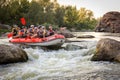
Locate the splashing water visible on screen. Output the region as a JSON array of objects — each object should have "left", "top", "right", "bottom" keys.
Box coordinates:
[{"left": 0, "top": 32, "right": 119, "bottom": 80}]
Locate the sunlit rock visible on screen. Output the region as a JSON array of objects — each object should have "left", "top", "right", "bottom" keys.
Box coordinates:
[
  {"left": 91, "top": 38, "right": 120, "bottom": 62},
  {"left": 0, "top": 44, "right": 28, "bottom": 64},
  {"left": 95, "top": 11, "right": 120, "bottom": 33},
  {"left": 77, "top": 35, "right": 95, "bottom": 38}
]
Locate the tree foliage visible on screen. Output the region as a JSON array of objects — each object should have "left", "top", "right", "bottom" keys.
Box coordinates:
[
  {"left": 0, "top": 0, "right": 98, "bottom": 31},
  {"left": 64, "top": 6, "right": 79, "bottom": 29}
]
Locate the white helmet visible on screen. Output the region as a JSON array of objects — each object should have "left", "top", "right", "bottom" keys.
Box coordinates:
[{"left": 30, "top": 25, "right": 34, "bottom": 28}]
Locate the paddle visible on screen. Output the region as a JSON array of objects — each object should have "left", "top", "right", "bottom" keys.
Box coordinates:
[
  {"left": 20, "top": 17, "right": 26, "bottom": 26},
  {"left": 7, "top": 18, "right": 26, "bottom": 39}
]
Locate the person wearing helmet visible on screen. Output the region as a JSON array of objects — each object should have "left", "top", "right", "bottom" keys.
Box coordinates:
[
  {"left": 42, "top": 26, "right": 47, "bottom": 38},
  {"left": 12, "top": 25, "right": 19, "bottom": 36},
  {"left": 48, "top": 25, "right": 55, "bottom": 36},
  {"left": 37, "top": 25, "right": 43, "bottom": 38}
]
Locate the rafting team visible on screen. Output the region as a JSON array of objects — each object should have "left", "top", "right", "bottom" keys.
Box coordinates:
[{"left": 12, "top": 25, "right": 55, "bottom": 39}]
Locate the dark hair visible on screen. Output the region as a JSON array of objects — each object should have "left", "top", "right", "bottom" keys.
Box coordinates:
[{"left": 38, "top": 25, "right": 42, "bottom": 29}]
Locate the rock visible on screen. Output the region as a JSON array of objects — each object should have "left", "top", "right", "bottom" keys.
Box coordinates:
[
  {"left": 95, "top": 11, "right": 120, "bottom": 33},
  {"left": 77, "top": 35, "right": 95, "bottom": 38},
  {"left": 0, "top": 44, "right": 28, "bottom": 64},
  {"left": 1, "top": 32, "right": 10, "bottom": 37},
  {"left": 0, "top": 24, "right": 11, "bottom": 30},
  {"left": 57, "top": 29, "right": 75, "bottom": 38},
  {"left": 64, "top": 44, "right": 87, "bottom": 51},
  {"left": 91, "top": 38, "right": 120, "bottom": 62}
]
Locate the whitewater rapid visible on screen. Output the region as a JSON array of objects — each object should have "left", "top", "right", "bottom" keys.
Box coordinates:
[{"left": 0, "top": 32, "right": 120, "bottom": 80}]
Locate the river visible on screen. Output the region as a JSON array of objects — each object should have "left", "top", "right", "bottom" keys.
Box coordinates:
[{"left": 0, "top": 32, "right": 120, "bottom": 80}]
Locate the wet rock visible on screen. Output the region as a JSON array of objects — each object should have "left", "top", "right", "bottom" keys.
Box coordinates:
[
  {"left": 95, "top": 11, "right": 120, "bottom": 33},
  {"left": 64, "top": 44, "right": 87, "bottom": 51},
  {"left": 1, "top": 32, "right": 10, "bottom": 37},
  {"left": 0, "top": 24, "right": 11, "bottom": 30},
  {"left": 0, "top": 44, "right": 28, "bottom": 64},
  {"left": 77, "top": 35, "right": 95, "bottom": 38},
  {"left": 91, "top": 38, "right": 120, "bottom": 62},
  {"left": 57, "top": 29, "right": 75, "bottom": 38}
]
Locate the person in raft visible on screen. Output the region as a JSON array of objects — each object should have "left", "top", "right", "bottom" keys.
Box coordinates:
[
  {"left": 48, "top": 25, "right": 55, "bottom": 36},
  {"left": 12, "top": 25, "right": 19, "bottom": 36},
  {"left": 42, "top": 26, "right": 47, "bottom": 38},
  {"left": 11, "top": 25, "right": 55, "bottom": 38},
  {"left": 37, "top": 25, "right": 44, "bottom": 38},
  {"left": 12, "top": 25, "right": 27, "bottom": 38},
  {"left": 21, "top": 26, "right": 28, "bottom": 38},
  {"left": 12, "top": 26, "right": 22, "bottom": 39}
]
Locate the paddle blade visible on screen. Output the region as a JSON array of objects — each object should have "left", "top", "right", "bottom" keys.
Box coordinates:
[{"left": 20, "top": 17, "right": 26, "bottom": 25}]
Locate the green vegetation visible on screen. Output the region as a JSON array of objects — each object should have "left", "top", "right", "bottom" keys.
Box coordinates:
[{"left": 0, "top": 0, "right": 98, "bottom": 31}]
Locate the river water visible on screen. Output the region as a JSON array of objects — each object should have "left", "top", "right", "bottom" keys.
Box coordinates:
[{"left": 0, "top": 32, "right": 120, "bottom": 80}]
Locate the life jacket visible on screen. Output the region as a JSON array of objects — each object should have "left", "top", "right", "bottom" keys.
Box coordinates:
[
  {"left": 19, "top": 30, "right": 23, "bottom": 36},
  {"left": 49, "top": 29, "right": 54, "bottom": 35},
  {"left": 43, "top": 29, "right": 48, "bottom": 37},
  {"left": 37, "top": 30, "right": 43, "bottom": 38},
  {"left": 29, "top": 28, "right": 34, "bottom": 34},
  {"left": 21, "top": 29, "right": 27, "bottom": 38}
]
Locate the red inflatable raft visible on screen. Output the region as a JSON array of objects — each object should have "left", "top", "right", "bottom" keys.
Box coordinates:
[{"left": 8, "top": 33, "right": 65, "bottom": 47}]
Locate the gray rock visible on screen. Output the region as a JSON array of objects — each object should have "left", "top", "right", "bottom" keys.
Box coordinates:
[
  {"left": 1, "top": 32, "right": 10, "bottom": 37},
  {"left": 0, "top": 24, "right": 11, "bottom": 30},
  {"left": 57, "top": 29, "right": 75, "bottom": 38},
  {"left": 64, "top": 44, "right": 87, "bottom": 51},
  {"left": 91, "top": 38, "right": 120, "bottom": 62},
  {"left": 0, "top": 44, "right": 28, "bottom": 64},
  {"left": 77, "top": 35, "right": 95, "bottom": 38}
]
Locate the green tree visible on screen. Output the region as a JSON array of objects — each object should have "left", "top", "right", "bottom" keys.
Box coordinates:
[
  {"left": 64, "top": 6, "right": 79, "bottom": 29},
  {"left": 26, "top": 1, "right": 42, "bottom": 25},
  {"left": 0, "top": 0, "right": 98, "bottom": 31},
  {"left": 54, "top": 6, "right": 65, "bottom": 27},
  {"left": 0, "top": 0, "right": 30, "bottom": 25},
  {"left": 0, "top": 5, "right": 10, "bottom": 24},
  {"left": 0, "top": 0, "right": 11, "bottom": 7},
  {"left": 77, "top": 8, "right": 97, "bottom": 30}
]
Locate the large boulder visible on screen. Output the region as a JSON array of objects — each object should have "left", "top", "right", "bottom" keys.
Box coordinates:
[
  {"left": 0, "top": 44, "right": 28, "bottom": 64},
  {"left": 91, "top": 38, "right": 120, "bottom": 62},
  {"left": 95, "top": 11, "right": 120, "bottom": 33}
]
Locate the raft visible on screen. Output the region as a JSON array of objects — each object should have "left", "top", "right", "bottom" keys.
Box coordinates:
[{"left": 8, "top": 34, "right": 65, "bottom": 47}]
